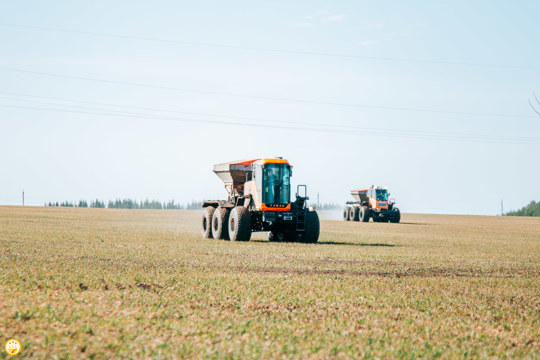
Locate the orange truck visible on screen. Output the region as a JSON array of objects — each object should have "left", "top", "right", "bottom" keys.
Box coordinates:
[
  {"left": 201, "top": 157, "right": 320, "bottom": 242},
  {"left": 344, "top": 186, "right": 400, "bottom": 223}
]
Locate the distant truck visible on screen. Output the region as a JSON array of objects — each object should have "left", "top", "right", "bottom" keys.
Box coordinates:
[
  {"left": 201, "top": 158, "right": 320, "bottom": 243},
  {"left": 344, "top": 186, "right": 400, "bottom": 223}
]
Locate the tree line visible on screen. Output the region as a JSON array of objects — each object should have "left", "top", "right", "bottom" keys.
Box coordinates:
[
  {"left": 44, "top": 199, "right": 343, "bottom": 210},
  {"left": 45, "top": 199, "right": 202, "bottom": 210},
  {"left": 505, "top": 200, "right": 540, "bottom": 217},
  {"left": 315, "top": 202, "right": 342, "bottom": 210}
]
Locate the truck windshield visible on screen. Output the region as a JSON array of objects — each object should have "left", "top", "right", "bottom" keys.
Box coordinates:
[
  {"left": 376, "top": 190, "right": 388, "bottom": 201},
  {"left": 262, "top": 164, "right": 291, "bottom": 204}
]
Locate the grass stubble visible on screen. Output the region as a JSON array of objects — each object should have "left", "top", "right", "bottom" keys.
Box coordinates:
[{"left": 0, "top": 207, "right": 539, "bottom": 359}]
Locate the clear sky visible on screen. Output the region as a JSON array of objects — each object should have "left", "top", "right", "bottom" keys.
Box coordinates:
[{"left": 1, "top": 0, "right": 539, "bottom": 214}]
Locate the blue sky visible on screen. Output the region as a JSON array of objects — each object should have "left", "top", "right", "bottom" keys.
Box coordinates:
[{"left": 1, "top": 1, "right": 539, "bottom": 214}]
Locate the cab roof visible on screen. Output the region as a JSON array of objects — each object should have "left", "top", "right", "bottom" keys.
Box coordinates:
[
  {"left": 213, "top": 158, "right": 291, "bottom": 185},
  {"left": 214, "top": 158, "right": 290, "bottom": 167}
]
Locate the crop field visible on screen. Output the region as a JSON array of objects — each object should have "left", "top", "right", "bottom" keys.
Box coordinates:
[{"left": 0, "top": 206, "right": 539, "bottom": 359}]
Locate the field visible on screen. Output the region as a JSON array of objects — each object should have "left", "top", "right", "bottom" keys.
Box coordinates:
[{"left": 0, "top": 206, "right": 539, "bottom": 359}]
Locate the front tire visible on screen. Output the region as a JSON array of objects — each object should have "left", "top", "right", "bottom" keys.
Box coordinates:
[
  {"left": 300, "top": 210, "right": 320, "bottom": 243},
  {"left": 201, "top": 206, "right": 215, "bottom": 238},
  {"left": 228, "top": 206, "right": 252, "bottom": 241},
  {"left": 390, "top": 208, "right": 401, "bottom": 223}
]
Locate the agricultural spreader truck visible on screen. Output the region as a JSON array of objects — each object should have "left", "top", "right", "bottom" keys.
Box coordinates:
[
  {"left": 201, "top": 158, "right": 320, "bottom": 242},
  {"left": 344, "top": 186, "right": 400, "bottom": 223}
]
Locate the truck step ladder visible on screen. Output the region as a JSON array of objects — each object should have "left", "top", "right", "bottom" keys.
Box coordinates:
[{"left": 296, "top": 211, "right": 306, "bottom": 231}]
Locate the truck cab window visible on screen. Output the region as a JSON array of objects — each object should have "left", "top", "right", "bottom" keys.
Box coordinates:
[{"left": 262, "top": 164, "right": 290, "bottom": 204}]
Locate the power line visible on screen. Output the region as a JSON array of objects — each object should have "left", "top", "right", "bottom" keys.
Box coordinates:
[
  {"left": 529, "top": 93, "right": 540, "bottom": 116},
  {"left": 0, "top": 66, "right": 536, "bottom": 119},
  {"left": 1, "top": 22, "right": 538, "bottom": 70},
  {"left": 2, "top": 91, "right": 512, "bottom": 137},
  {"left": 2, "top": 102, "right": 539, "bottom": 144},
  {"left": 0, "top": 92, "right": 325, "bottom": 128},
  {"left": 1, "top": 91, "right": 536, "bottom": 142}
]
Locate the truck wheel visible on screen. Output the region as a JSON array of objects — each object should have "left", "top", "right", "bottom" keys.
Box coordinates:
[
  {"left": 212, "top": 206, "right": 230, "bottom": 240},
  {"left": 343, "top": 208, "right": 350, "bottom": 221},
  {"left": 228, "top": 206, "right": 252, "bottom": 241},
  {"left": 390, "top": 208, "right": 401, "bottom": 223},
  {"left": 360, "top": 206, "right": 370, "bottom": 222},
  {"left": 300, "top": 210, "right": 320, "bottom": 243},
  {"left": 201, "top": 206, "right": 215, "bottom": 238},
  {"left": 350, "top": 206, "right": 359, "bottom": 221}
]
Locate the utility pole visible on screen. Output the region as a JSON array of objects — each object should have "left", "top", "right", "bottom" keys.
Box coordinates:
[
  {"left": 501, "top": 199, "right": 503, "bottom": 216},
  {"left": 22, "top": 190, "right": 24, "bottom": 206},
  {"left": 317, "top": 192, "right": 320, "bottom": 209}
]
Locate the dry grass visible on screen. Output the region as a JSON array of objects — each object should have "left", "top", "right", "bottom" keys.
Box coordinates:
[{"left": 0, "top": 206, "right": 539, "bottom": 359}]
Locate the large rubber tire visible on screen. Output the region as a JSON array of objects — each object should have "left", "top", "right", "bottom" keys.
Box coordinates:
[
  {"left": 350, "top": 206, "right": 359, "bottom": 221},
  {"left": 212, "top": 207, "right": 230, "bottom": 240},
  {"left": 201, "top": 206, "right": 215, "bottom": 238},
  {"left": 228, "top": 206, "right": 252, "bottom": 241},
  {"left": 390, "top": 208, "right": 401, "bottom": 223},
  {"left": 343, "top": 208, "right": 350, "bottom": 221},
  {"left": 300, "top": 210, "right": 320, "bottom": 243},
  {"left": 360, "top": 206, "right": 370, "bottom": 222}
]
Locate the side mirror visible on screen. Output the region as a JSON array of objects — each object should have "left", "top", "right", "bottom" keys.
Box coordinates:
[{"left": 296, "top": 184, "right": 307, "bottom": 198}]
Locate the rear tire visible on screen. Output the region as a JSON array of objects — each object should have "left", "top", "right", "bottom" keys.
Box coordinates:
[
  {"left": 201, "top": 206, "right": 215, "bottom": 238},
  {"left": 360, "top": 206, "right": 370, "bottom": 222},
  {"left": 212, "top": 206, "right": 230, "bottom": 240},
  {"left": 350, "top": 206, "right": 359, "bottom": 221},
  {"left": 300, "top": 210, "right": 320, "bottom": 243},
  {"left": 228, "top": 206, "right": 252, "bottom": 241},
  {"left": 343, "top": 208, "right": 350, "bottom": 221}
]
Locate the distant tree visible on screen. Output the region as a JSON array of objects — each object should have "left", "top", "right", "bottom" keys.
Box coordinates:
[
  {"left": 317, "top": 202, "right": 342, "bottom": 210},
  {"left": 186, "top": 200, "right": 203, "bottom": 209},
  {"left": 46, "top": 198, "right": 189, "bottom": 210},
  {"left": 90, "top": 199, "right": 105, "bottom": 208},
  {"left": 505, "top": 200, "right": 540, "bottom": 217},
  {"left": 165, "top": 200, "right": 183, "bottom": 209}
]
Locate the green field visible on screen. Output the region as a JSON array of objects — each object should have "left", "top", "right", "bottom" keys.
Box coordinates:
[{"left": 1, "top": 206, "right": 539, "bottom": 359}]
